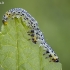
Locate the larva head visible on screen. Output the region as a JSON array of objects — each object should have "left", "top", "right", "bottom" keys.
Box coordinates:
[
  {"left": 2, "top": 11, "right": 11, "bottom": 23},
  {"left": 5, "top": 11, "right": 11, "bottom": 18}
]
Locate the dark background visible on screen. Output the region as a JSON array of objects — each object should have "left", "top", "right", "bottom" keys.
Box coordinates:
[{"left": 0, "top": 0, "right": 70, "bottom": 70}]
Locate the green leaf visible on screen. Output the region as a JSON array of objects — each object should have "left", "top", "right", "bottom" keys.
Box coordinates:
[{"left": 0, "top": 17, "right": 62, "bottom": 70}]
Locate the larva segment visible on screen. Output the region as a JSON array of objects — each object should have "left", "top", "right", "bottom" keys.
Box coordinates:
[
  {"left": 42, "top": 43, "right": 59, "bottom": 62},
  {"left": 27, "top": 29, "right": 38, "bottom": 44}
]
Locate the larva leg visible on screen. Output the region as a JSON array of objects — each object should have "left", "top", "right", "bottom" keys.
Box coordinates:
[
  {"left": 43, "top": 50, "right": 49, "bottom": 55},
  {"left": 27, "top": 30, "right": 34, "bottom": 37},
  {"left": 28, "top": 37, "right": 37, "bottom": 44},
  {"left": 27, "top": 29, "right": 38, "bottom": 44},
  {"left": 32, "top": 37, "right": 37, "bottom": 44},
  {"left": 27, "top": 30, "right": 34, "bottom": 34},
  {"left": 27, "top": 33, "right": 37, "bottom": 44}
]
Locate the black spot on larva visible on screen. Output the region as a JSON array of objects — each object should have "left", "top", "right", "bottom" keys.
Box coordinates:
[
  {"left": 36, "top": 28, "right": 39, "bottom": 30},
  {"left": 13, "top": 12, "right": 15, "bottom": 14},
  {"left": 22, "top": 10, "right": 24, "bottom": 13},
  {"left": 32, "top": 28, "right": 34, "bottom": 29},
  {"left": 46, "top": 50, "right": 49, "bottom": 53},
  {"left": 30, "top": 21, "right": 33, "bottom": 24},
  {"left": 31, "top": 30, "right": 34, "bottom": 33},
  {"left": 26, "top": 17, "right": 28, "bottom": 20},
  {"left": 3, "top": 15, "right": 5, "bottom": 17},
  {"left": 54, "top": 54, "right": 56, "bottom": 56},
  {"left": 47, "top": 45, "right": 50, "bottom": 48},
  {"left": 20, "top": 13, "right": 22, "bottom": 16},
  {"left": 28, "top": 22, "right": 30, "bottom": 24},
  {"left": 49, "top": 47, "right": 52, "bottom": 50},
  {"left": 39, "top": 30, "right": 40, "bottom": 32},
  {"left": 36, "top": 32, "right": 38, "bottom": 35},
  {"left": 43, "top": 43, "right": 45, "bottom": 45},
  {"left": 51, "top": 50, "right": 53, "bottom": 52},
  {"left": 44, "top": 47, "right": 47, "bottom": 48},
  {"left": 28, "top": 34, "right": 30, "bottom": 35},
  {"left": 24, "top": 18, "right": 26, "bottom": 20},
  {"left": 31, "top": 34, "right": 34, "bottom": 37},
  {"left": 34, "top": 26, "right": 35, "bottom": 27},
  {"left": 38, "top": 33, "right": 40, "bottom": 36},
  {"left": 18, "top": 12, "right": 21, "bottom": 13},
  {"left": 31, "top": 18, "right": 35, "bottom": 21},
  {"left": 41, "top": 34, "right": 43, "bottom": 37},
  {"left": 41, "top": 39, "right": 43, "bottom": 40},
  {"left": 22, "top": 14, "right": 24, "bottom": 15},
  {"left": 26, "top": 13, "right": 31, "bottom": 18},
  {"left": 49, "top": 54, "right": 52, "bottom": 57},
  {"left": 41, "top": 43, "right": 43, "bottom": 44}
]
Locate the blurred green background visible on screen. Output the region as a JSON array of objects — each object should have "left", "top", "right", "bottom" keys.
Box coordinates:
[{"left": 0, "top": 0, "right": 70, "bottom": 70}]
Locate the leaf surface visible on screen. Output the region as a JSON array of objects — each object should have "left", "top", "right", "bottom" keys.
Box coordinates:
[{"left": 0, "top": 18, "right": 62, "bottom": 70}]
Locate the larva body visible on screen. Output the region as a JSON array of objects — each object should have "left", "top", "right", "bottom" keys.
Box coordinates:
[{"left": 2, "top": 8, "right": 59, "bottom": 62}]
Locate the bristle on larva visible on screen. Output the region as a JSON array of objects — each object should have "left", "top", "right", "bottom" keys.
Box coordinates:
[{"left": 2, "top": 8, "right": 59, "bottom": 62}]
